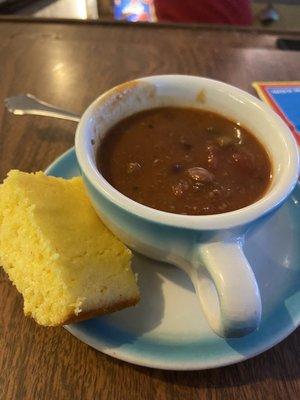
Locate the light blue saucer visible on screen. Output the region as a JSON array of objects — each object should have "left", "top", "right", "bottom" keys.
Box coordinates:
[{"left": 45, "top": 148, "right": 300, "bottom": 370}]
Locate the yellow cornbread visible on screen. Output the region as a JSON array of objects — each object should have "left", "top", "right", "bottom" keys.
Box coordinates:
[{"left": 0, "top": 170, "right": 139, "bottom": 326}]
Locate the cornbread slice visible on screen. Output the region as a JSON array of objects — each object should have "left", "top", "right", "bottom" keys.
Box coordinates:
[{"left": 0, "top": 170, "right": 139, "bottom": 326}]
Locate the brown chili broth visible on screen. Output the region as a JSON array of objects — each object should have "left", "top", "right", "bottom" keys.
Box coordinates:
[{"left": 97, "top": 107, "right": 272, "bottom": 215}]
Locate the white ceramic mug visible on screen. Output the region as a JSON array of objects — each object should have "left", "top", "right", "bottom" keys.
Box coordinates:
[{"left": 75, "top": 75, "right": 299, "bottom": 337}]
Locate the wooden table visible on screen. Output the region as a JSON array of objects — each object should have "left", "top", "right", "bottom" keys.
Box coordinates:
[{"left": 0, "top": 18, "right": 299, "bottom": 400}]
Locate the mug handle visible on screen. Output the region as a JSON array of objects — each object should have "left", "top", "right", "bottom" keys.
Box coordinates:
[{"left": 190, "top": 240, "right": 262, "bottom": 337}]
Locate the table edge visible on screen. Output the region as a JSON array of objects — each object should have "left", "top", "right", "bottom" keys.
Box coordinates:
[{"left": 0, "top": 15, "right": 300, "bottom": 37}]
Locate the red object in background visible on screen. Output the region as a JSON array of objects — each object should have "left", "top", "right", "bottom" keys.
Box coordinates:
[{"left": 154, "top": 0, "right": 253, "bottom": 26}]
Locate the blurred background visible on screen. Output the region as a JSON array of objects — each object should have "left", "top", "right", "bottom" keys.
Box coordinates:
[{"left": 0, "top": 0, "right": 299, "bottom": 31}]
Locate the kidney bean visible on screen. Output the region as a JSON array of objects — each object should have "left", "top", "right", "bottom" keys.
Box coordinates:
[{"left": 187, "top": 167, "right": 214, "bottom": 183}]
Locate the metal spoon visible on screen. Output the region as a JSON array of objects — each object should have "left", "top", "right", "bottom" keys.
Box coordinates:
[{"left": 4, "top": 94, "right": 80, "bottom": 122}]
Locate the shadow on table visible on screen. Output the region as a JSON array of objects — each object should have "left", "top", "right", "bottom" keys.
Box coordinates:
[
  {"left": 125, "top": 326, "right": 300, "bottom": 388},
  {"left": 35, "top": 124, "right": 75, "bottom": 144}
]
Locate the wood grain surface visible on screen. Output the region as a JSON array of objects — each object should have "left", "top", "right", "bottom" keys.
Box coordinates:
[{"left": 0, "top": 19, "right": 299, "bottom": 400}]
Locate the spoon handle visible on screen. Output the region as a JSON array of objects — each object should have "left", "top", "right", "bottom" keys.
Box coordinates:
[{"left": 5, "top": 94, "right": 80, "bottom": 123}]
